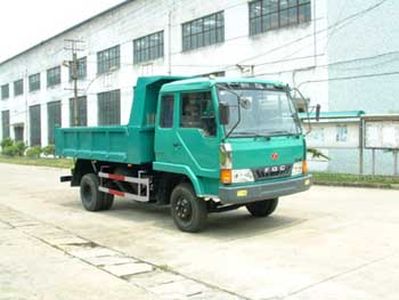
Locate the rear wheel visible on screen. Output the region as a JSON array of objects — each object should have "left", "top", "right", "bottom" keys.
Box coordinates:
[
  {"left": 80, "top": 173, "right": 114, "bottom": 211},
  {"left": 246, "top": 198, "right": 278, "bottom": 217},
  {"left": 101, "top": 194, "right": 114, "bottom": 210},
  {"left": 170, "top": 183, "right": 207, "bottom": 232}
]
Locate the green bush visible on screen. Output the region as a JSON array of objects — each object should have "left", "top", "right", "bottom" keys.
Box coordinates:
[
  {"left": 26, "top": 146, "right": 42, "bottom": 159},
  {"left": 14, "top": 141, "right": 27, "bottom": 156},
  {"left": 42, "top": 144, "right": 55, "bottom": 157},
  {"left": 2, "top": 145, "right": 18, "bottom": 156},
  {"left": 1, "top": 139, "right": 27, "bottom": 157},
  {"left": 1, "top": 138, "right": 13, "bottom": 150}
]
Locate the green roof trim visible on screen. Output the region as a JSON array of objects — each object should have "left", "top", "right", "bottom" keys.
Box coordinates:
[{"left": 161, "top": 76, "right": 287, "bottom": 93}]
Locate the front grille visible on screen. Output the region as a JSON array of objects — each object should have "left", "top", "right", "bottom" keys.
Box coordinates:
[{"left": 252, "top": 164, "right": 292, "bottom": 181}]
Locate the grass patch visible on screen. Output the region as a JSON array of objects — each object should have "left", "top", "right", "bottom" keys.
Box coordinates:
[
  {"left": 0, "top": 155, "right": 73, "bottom": 169},
  {"left": 312, "top": 171, "right": 399, "bottom": 189}
]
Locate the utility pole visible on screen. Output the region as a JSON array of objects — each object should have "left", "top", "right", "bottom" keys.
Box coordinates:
[{"left": 64, "top": 39, "right": 84, "bottom": 126}]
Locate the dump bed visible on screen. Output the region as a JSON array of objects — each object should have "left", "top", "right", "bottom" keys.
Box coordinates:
[
  {"left": 55, "top": 125, "right": 155, "bottom": 164},
  {"left": 55, "top": 76, "right": 187, "bottom": 164}
]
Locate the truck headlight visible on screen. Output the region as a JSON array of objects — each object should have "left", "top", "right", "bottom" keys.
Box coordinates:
[
  {"left": 232, "top": 169, "right": 254, "bottom": 183},
  {"left": 292, "top": 161, "right": 307, "bottom": 176}
]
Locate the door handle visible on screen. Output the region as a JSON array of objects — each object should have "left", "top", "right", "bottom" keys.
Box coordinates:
[{"left": 173, "top": 142, "right": 182, "bottom": 148}]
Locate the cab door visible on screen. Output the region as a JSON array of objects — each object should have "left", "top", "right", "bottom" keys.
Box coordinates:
[
  {"left": 154, "top": 89, "right": 220, "bottom": 189},
  {"left": 173, "top": 90, "right": 220, "bottom": 178},
  {"left": 154, "top": 93, "right": 177, "bottom": 163}
]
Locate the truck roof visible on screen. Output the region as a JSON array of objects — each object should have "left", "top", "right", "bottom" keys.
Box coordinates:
[{"left": 161, "top": 76, "right": 286, "bottom": 93}]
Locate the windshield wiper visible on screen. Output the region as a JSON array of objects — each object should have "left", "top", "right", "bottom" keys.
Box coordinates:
[
  {"left": 230, "top": 131, "right": 268, "bottom": 138},
  {"left": 264, "top": 130, "right": 299, "bottom": 137}
]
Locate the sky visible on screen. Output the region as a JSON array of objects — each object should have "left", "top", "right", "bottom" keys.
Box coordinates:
[{"left": 0, "top": 0, "right": 126, "bottom": 62}]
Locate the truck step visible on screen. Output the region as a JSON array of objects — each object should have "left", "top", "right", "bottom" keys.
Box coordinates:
[{"left": 98, "top": 171, "right": 150, "bottom": 202}]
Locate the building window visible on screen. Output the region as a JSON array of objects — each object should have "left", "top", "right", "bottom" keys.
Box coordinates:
[
  {"left": 97, "top": 45, "right": 120, "bottom": 74},
  {"left": 180, "top": 92, "right": 216, "bottom": 136},
  {"left": 134, "top": 31, "right": 164, "bottom": 64},
  {"left": 14, "top": 79, "right": 24, "bottom": 96},
  {"left": 1, "top": 84, "right": 9, "bottom": 100},
  {"left": 47, "top": 101, "right": 61, "bottom": 144},
  {"left": 14, "top": 124, "right": 24, "bottom": 142},
  {"left": 69, "top": 57, "right": 87, "bottom": 81},
  {"left": 98, "top": 90, "right": 120, "bottom": 125},
  {"left": 29, "top": 73, "right": 41, "bottom": 92},
  {"left": 160, "top": 95, "right": 174, "bottom": 128},
  {"left": 69, "top": 96, "right": 87, "bottom": 126},
  {"left": 47, "top": 66, "right": 61, "bottom": 87},
  {"left": 182, "top": 11, "right": 224, "bottom": 51},
  {"left": 29, "top": 104, "right": 41, "bottom": 146},
  {"left": 249, "top": 0, "right": 311, "bottom": 35},
  {"left": 1, "top": 110, "right": 10, "bottom": 139}
]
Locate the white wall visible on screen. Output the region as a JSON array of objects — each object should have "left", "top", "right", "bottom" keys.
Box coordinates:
[
  {"left": 323, "top": 0, "right": 399, "bottom": 174},
  {"left": 0, "top": 0, "right": 328, "bottom": 146}
]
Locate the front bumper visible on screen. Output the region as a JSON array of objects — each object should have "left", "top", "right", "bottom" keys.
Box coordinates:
[{"left": 219, "top": 175, "right": 312, "bottom": 204}]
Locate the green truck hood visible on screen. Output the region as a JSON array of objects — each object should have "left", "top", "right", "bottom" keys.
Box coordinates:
[{"left": 227, "top": 135, "right": 305, "bottom": 169}]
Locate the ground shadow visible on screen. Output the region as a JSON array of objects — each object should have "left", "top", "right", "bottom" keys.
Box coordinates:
[{"left": 60, "top": 196, "right": 307, "bottom": 239}]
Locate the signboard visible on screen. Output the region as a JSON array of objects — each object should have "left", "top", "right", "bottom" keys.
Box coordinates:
[
  {"left": 306, "top": 122, "right": 360, "bottom": 149},
  {"left": 365, "top": 121, "right": 399, "bottom": 149}
]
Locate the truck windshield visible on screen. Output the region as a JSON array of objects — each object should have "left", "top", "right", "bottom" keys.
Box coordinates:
[{"left": 218, "top": 84, "right": 301, "bottom": 138}]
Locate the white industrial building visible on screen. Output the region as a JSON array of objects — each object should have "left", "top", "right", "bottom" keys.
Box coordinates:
[{"left": 0, "top": 0, "right": 397, "bottom": 164}]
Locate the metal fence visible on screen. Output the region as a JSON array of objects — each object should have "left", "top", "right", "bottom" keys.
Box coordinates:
[{"left": 301, "top": 111, "right": 399, "bottom": 176}]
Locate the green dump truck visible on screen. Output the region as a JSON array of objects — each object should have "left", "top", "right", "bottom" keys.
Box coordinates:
[{"left": 56, "top": 76, "right": 313, "bottom": 232}]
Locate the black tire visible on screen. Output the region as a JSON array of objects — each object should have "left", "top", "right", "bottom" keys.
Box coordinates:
[
  {"left": 80, "top": 173, "right": 114, "bottom": 211},
  {"left": 101, "top": 194, "right": 114, "bottom": 210},
  {"left": 246, "top": 198, "right": 279, "bottom": 217},
  {"left": 170, "top": 183, "right": 207, "bottom": 232}
]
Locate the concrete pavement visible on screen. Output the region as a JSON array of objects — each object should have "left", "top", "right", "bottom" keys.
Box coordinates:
[
  {"left": 0, "top": 162, "right": 398, "bottom": 299},
  {"left": 0, "top": 216, "right": 153, "bottom": 300}
]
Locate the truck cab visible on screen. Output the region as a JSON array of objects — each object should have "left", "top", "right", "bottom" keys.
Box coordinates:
[{"left": 152, "top": 77, "right": 311, "bottom": 231}]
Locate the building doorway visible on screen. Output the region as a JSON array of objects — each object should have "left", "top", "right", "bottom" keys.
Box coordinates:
[{"left": 14, "top": 124, "right": 24, "bottom": 142}]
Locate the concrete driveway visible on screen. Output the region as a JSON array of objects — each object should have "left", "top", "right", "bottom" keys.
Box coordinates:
[{"left": 0, "top": 163, "right": 398, "bottom": 299}]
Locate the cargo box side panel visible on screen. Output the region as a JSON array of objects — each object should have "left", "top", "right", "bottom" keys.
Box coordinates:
[
  {"left": 55, "top": 126, "right": 155, "bottom": 164},
  {"left": 56, "top": 127, "right": 129, "bottom": 162}
]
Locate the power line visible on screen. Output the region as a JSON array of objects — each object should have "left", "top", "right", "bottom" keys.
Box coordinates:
[
  {"left": 324, "top": 0, "right": 350, "bottom": 50},
  {"left": 297, "top": 71, "right": 399, "bottom": 88},
  {"left": 232, "top": 0, "right": 388, "bottom": 67},
  {"left": 3, "top": 50, "right": 399, "bottom": 116},
  {"left": 253, "top": 50, "right": 399, "bottom": 77}
]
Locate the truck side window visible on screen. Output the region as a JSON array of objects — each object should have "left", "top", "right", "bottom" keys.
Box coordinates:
[
  {"left": 160, "top": 95, "right": 174, "bottom": 128},
  {"left": 180, "top": 92, "right": 216, "bottom": 136}
]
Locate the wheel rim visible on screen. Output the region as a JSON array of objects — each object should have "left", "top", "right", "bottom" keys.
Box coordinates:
[
  {"left": 175, "top": 196, "right": 192, "bottom": 222},
  {"left": 82, "top": 183, "right": 93, "bottom": 204}
]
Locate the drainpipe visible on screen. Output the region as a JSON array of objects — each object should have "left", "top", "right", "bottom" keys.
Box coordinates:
[
  {"left": 24, "top": 68, "right": 29, "bottom": 145},
  {"left": 313, "top": 0, "right": 317, "bottom": 66},
  {"left": 167, "top": 0, "right": 175, "bottom": 75}
]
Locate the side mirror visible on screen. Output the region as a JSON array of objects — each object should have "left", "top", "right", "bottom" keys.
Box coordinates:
[
  {"left": 315, "top": 104, "right": 321, "bottom": 122},
  {"left": 219, "top": 103, "right": 230, "bottom": 125}
]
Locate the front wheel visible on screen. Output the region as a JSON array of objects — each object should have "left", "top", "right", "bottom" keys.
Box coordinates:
[
  {"left": 170, "top": 183, "right": 207, "bottom": 232},
  {"left": 246, "top": 198, "right": 278, "bottom": 217}
]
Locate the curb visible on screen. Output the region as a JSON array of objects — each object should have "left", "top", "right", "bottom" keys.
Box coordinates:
[{"left": 314, "top": 181, "right": 399, "bottom": 190}]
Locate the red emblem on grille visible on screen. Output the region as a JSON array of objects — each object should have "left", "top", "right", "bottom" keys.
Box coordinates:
[{"left": 271, "top": 152, "right": 279, "bottom": 160}]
